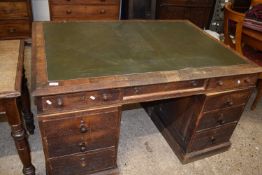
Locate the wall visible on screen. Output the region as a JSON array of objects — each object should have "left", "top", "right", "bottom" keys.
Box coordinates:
[{"left": 31, "top": 0, "right": 50, "bottom": 21}]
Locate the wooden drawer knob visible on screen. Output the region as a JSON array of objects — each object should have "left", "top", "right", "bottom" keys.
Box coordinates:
[
  {"left": 217, "top": 80, "right": 223, "bottom": 86},
  {"left": 80, "top": 157, "right": 87, "bottom": 167},
  {"left": 100, "top": 9, "right": 106, "bottom": 14},
  {"left": 8, "top": 28, "right": 16, "bottom": 33},
  {"left": 79, "top": 124, "right": 88, "bottom": 133},
  {"left": 210, "top": 136, "right": 216, "bottom": 143},
  {"left": 57, "top": 98, "right": 63, "bottom": 106},
  {"left": 217, "top": 113, "right": 225, "bottom": 125},
  {"left": 225, "top": 99, "right": 233, "bottom": 106},
  {"left": 102, "top": 94, "right": 109, "bottom": 101},
  {"left": 66, "top": 9, "right": 72, "bottom": 14},
  {"left": 79, "top": 142, "right": 87, "bottom": 152}
]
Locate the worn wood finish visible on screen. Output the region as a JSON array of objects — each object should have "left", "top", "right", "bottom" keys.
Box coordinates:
[
  {"left": 156, "top": 0, "right": 216, "bottom": 28},
  {"left": 48, "top": 0, "right": 120, "bottom": 21},
  {"left": 32, "top": 20, "right": 262, "bottom": 174},
  {"left": 0, "top": 0, "right": 32, "bottom": 40},
  {"left": 0, "top": 40, "right": 35, "bottom": 175}
]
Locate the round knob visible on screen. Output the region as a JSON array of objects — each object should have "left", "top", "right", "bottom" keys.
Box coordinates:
[
  {"left": 100, "top": 9, "right": 106, "bottom": 14},
  {"left": 9, "top": 28, "right": 16, "bottom": 33},
  {"left": 102, "top": 94, "right": 109, "bottom": 101},
  {"left": 244, "top": 79, "right": 251, "bottom": 83},
  {"left": 225, "top": 100, "right": 233, "bottom": 106},
  {"left": 79, "top": 143, "right": 86, "bottom": 152},
  {"left": 57, "top": 98, "right": 63, "bottom": 106},
  {"left": 217, "top": 80, "right": 223, "bottom": 86},
  {"left": 66, "top": 9, "right": 72, "bottom": 14},
  {"left": 134, "top": 87, "right": 139, "bottom": 94},
  {"left": 80, "top": 157, "right": 87, "bottom": 167},
  {"left": 191, "top": 80, "right": 198, "bottom": 87},
  {"left": 217, "top": 113, "right": 225, "bottom": 125},
  {"left": 79, "top": 124, "right": 88, "bottom": 133},
  {"left": 210, "top": 136, "right": 216, "bottom": 143}
]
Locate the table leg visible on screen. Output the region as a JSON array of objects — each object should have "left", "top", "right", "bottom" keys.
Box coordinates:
[
  {"left": 4, "top": 98, "right": 35, "bottom": 175},
  {"left": 21, "top": 68, "right": 35, "bottom": 134}
]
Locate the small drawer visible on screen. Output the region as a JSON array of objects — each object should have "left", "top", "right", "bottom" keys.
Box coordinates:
[
  {"left": 51, "top": 5, "right": 86, "bottom": 18},
  {"left": 124, "top": 79, "right": 206, "bottom": 97},
  {"left": 85, "top": 5, "right": 119, "bottom": 18},
  {"left": 207, "top": 74, "right": 257, "bottom": 91},
  {"left": 48, "top": 148, "right": 116, "bottom": 175},
  {"left": 39, "top": 89, "right": 121, "bottom": 112},
  {"left": 197, "top": 105, "right": 244, "bottom": 131},
  {"left": 50, "top": 0, "right": 119, "bottom": 5},
  {"left": 0, "top": 21, "right": 30, "bottom": 39},
  {"left": 203, "top": 89, "right": 252, "bottom": 112},
  {"left": 188, "top": 123, "right": 236, "bottom": 152},
  {"left": 39, "top": 107, "right": 120, "bottom": 138},
  {"left": 0, "top": 2, "right": 29, "bottom": 19}
]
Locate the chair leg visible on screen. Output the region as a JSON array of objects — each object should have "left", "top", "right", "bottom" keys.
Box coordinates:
[{"left": 251, "top": 79, "right": 262, "bottom": 110}]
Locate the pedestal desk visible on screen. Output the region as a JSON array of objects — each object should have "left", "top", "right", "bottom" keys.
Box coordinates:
[
  {"left": 32, "top": 21, "right": 262, "bottom": 175},
  {"left": 0, "top": 40, "right": 35, "bottom": 175}
]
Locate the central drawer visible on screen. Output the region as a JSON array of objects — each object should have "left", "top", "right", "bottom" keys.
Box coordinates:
[
  {"left": 0, "top": 2, "right": 29, "bottom": 19},
  {"left": 48, "top": 148, "right": 116, "bottom": 175},
  {"left": 49, "top": 0, "right": 119, "bottom": 5}
]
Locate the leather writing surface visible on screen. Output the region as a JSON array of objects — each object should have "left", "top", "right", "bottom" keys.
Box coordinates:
[{"left": 43, "top": 21, "right": 247, "bottom": 81}]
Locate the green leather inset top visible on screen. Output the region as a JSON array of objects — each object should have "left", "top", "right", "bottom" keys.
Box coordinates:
[{"left": 43, "top": 21, "right": 247, "bottom": 81}]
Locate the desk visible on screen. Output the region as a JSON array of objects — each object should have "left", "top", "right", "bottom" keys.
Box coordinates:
[
  {"left": 32, "top": 21, "right": 262, "bottom": 175},
  {"left": 0, "top": 40, "right": 35, "bottom": 175}
]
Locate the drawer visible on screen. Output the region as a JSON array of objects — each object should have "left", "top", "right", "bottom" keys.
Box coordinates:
[
  {"left": 39, "top": 89, "right": 121, "bottom": 112},
  {"left": 51, "top": 5, "right": 119, "bottom": 19},
  {"left": 51, "top": 5, "right": 86, "bottom": 17},
  {"left": 188, "top": 123, "right": 236, "bottom": 152},
  {"left": 44, "top": 130, "right": 118, "bottom": 157},
  {"left": 203, "top": 89, "right": 252, "bottom": 112},
  {"left": 197, "top": 105, "right": 244, "bottom": 131},
  {"left": 39, "top": 107, "right": 120, "bottom": 138},
  {"left": 50, "top": 0, "right": 119, "bottom": 5},
  {"left": 0, "top": 21, "right": 30, "bottom": 39},
  {"left": 207, "top": 74, "right": 257, "bottom": 91},
  {"left": 0, "top": 2, "right": 29, "bottom": 19},
  {"left": 124, "top": 79, "right": 206, "bottom": 98},
  {"left": 48, "top": 148, "right": 116, "bottom": 175}
]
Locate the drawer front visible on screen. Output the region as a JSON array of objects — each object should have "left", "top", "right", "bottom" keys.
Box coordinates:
[
  {"left": 39, "top": 108, "right": 120, "bottom": 138},
  {"left": 188, "top": 123, "right": 236, "bottom": 152},
  {"left": 0, "top": 21, "right": 30, "bottom": 39},
  {"left": 48, "top": 148, "right": 116, "bottom": 175},
  {"left": 40, "top": 89, "right": 121, "bottom": 112},
  {"left": 50, "top": 0, "right": 119, "bottom": 5},
  {"left": 207, "top": 74, "right": 257, "bottom": 91},
  {"left": 203, "top": 89, "right": 252, "bottom": 112},
  {"left": 197, "top": 105, "right": 244, "bottom": 131},
  {"left": 44, "top": 131, "right": 118, "bottom": 157},
  {"left": 51, "top": 5, "right": 119, "bottom": 19},
  {"left": 0, "top": 2, "right": 29, "bottom": 19},
  {"left": 124, "top": 79, "right": 205, "bottom": 97}
]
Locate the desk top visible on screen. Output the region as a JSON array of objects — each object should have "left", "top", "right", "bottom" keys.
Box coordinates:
[
  {"left": 0, "top": 40, "right": 23, "bottom": 98},
  {"left": 32, "top": 21, "right": 262, "bottom": 96}
]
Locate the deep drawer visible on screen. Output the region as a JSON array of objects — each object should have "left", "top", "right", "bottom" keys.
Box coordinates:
[
  {"left": 203, "top": 89, "right": 252, "bottom": 112},
  {"left": 49, "top": 0, "right": 119, "bottom": 5},
  {"left": 51, "top": 5, "right": 119, "bottom": 18},
  {"left": 207, "top": 74, "right": 257, "bottom": 91},
  {"left": 197, "top": 105, "right": 244, "bottom": 131},
  {"left": 188, "top": 123, "right": 237, "bottom": 152},
  {"left": 48, "top": 148, "right": 116, "bottom": 175},
  {"left": 0, "top": 21, "right": 30, "bottom": 39},
  {"left": 39, "top": 89, "right": 121, "bottom": 112},
  {"left": 0, "top": 2, "right": 29, "bottom": 19},
  {"left": 39, "top": 107, "right": 120, "bottom": 138}
]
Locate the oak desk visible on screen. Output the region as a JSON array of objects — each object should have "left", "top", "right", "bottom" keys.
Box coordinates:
[
  {"left": 0, "top": 40, "right": 35, "bottom": 175},
  {"left": 32, "top": 21, "right": 262, "bottom": 175}
]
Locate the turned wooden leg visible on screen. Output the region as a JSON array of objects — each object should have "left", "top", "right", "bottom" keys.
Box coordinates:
[
  {"left": 251, "top": 79, "right": 262, "bottom": 110},
  {"left": 21, "top": 68, "right": 35, "bottom": 134},
  {"left": 4, "top": 98, "right": 35, "bottom": 175}
]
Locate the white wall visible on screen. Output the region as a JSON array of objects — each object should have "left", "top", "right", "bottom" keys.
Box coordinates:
[{"left": 31, "top": 0, "right": 50, "bottom": 21}]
